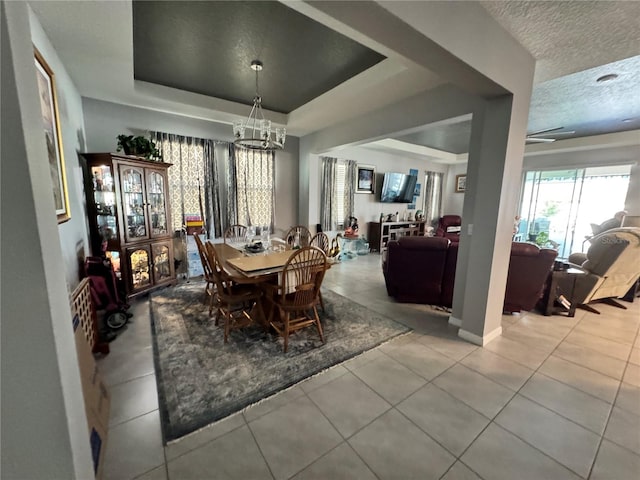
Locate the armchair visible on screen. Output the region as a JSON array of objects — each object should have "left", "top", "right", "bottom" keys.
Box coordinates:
[
  {"left": 568, "top": 227, "right": 640, "bottom": 313},
  {"left": 435, "top": 215, "right": 462, "bottom": 243}
]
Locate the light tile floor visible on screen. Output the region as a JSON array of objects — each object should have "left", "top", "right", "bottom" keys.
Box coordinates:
[{"left": 98, "top": 254, "right": 640, "bottom": 480}]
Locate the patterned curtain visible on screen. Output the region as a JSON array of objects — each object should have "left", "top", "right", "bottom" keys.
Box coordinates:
[
  {"left": 231, "top": 145, "right": 275, "bottom": 228},
  {"left": 343, "top": 159, "right": 357, "bottom": 224},
  {"left": 320, "top": 157, "right": 337, "bottom": 231},
  {"left": 203, "top": 140, "right": 223, "bottom": 238},
  {"left": 152, "top": 132, "right": 205, "bottom": 232},
  {"left": 423, "top": 171, "right": 444, "bottom": 227},
  {"left": 226, "top": 144, "right": 239, "bottom": 229}
]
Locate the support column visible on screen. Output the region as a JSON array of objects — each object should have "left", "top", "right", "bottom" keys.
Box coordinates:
[
  {"left": 453, "top": 94, "right": 530, "bottom": 345},
  {"left": 1, "top": 2, "right": 93, "bottom": 478}
]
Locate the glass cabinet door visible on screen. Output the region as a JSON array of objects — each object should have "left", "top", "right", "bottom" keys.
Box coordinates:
[
  {"left": 119, "top": 165, "right": 148, "bottom": 243},
  {"left": 90, "top": 165, "right": 117, "bottom": 250},
  {"left": 146, "top": 170, "right": 169, "bottom": 238},
  {"left": 127, "top": 246, "right": 151, "bottom": 292},
  {"left": 151, "top": 242, "right": 173, "bottom": 284}
]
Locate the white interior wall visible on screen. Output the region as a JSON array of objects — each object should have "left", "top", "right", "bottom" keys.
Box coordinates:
[
  {"left": 30, "top": 7, "right": 90, "bottom": 291},
  {"left": 332, "top": 147, "right": 448, "bottom": 225},
  {"left": 442, "top": 163, "right": 467, "bottom": 216},
  {"left": 82, "top": 98, "right": 299, "bottom": 234},
  {"left": 301, "top": 85, "right": 482, "bottom": 227},
  {"left": 625, "top": 163, "right": 640, "bottom": 215}
]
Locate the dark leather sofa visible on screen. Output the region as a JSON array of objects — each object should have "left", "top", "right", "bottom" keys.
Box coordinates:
[{"left": 383, "top": 236, "right": 557, "bottom": 312}]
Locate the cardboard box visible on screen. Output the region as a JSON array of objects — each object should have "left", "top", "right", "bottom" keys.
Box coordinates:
[{"left": 73, "top": 313, "right": 110, "bottom": 479}]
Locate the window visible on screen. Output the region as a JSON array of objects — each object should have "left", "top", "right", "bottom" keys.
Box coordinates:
[
  {"left": 320, "top": 157, "right": 355, "bottom": 231},
  {"left": 234, "top": 147, "right": 274, "bottom": 227},
  {"left": 518, "top": 165, "right": 631, "bottom": 257},
  {"left": 334, "top": 163, "right": 347, "bottom": 227},
  {"left": 154, "top": 134, "right": 205, "bottom": 232}
]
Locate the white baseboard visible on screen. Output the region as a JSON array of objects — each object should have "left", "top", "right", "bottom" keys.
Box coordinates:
[
  {"left": 458, "top": 326, "right": 503, "bottom": 346},
  {"left": 448, "top": 316, "right": 462, "bottom": 327}
]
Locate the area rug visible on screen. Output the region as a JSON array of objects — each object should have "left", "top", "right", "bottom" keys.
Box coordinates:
[{"left": 149, "top": 281, "right": 410, "bottom": 442}]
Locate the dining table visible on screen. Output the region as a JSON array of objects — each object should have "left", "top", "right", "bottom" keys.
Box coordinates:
[
  {"left": 211, "top": 241, "right": 333, "bottom": 328},
  {"left": 212, "top": 242, "right": 295, "bottom": 283}
]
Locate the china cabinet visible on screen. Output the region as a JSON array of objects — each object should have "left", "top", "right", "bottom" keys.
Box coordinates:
[{"left": 80, "top": 153, "right": 176, "bottom": 298}]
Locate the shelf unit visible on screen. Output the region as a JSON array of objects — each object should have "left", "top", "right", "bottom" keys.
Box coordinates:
[
  {"left": 368, "top": 221, "right": 426, "bottom": 253},
  {"left": 80, "top": 153, "right": 176, "bottom": 298}
]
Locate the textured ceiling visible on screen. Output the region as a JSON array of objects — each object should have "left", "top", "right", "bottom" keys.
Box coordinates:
[
  {"left": 400, "top": 55, "right": 640, "bottom": 154},
  {"left": 529, "top": 55, "right": 640, "bottom": 137},
  {"left": 481, "top": 0, "right": 640, "bottom": 83},
  {"left": 133, "top": 1, "right": 385, "bottom": 114}
]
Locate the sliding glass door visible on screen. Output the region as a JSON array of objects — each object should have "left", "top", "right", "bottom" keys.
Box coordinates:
[{"left": 518, "top": 165, "right": 631, "bottom": 259}]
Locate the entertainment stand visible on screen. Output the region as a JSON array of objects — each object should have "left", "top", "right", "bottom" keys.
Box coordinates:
[{"left": 368, "top": 221, "right": 427, "bottom": 254}]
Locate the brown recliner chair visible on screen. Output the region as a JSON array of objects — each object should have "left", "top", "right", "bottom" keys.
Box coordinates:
[
  {"left": 504, "top": 243, "right": 558, "bottom": 313},
  {"left": 383, "top": 236, "right": 450, "bottom": 304},
  {"left": 435, "top": 215, "right": 462, "bottom": 243},
  {"left": 568, "top": 227, "right": 640, "bottom": 313}
]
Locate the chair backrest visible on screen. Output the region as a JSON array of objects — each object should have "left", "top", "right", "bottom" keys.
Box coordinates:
[
  {"left": 193, "top": 234, "right": 213, "bottom": 280},
  {"left": 279, "top": 246, "right": 327, "bottom": 308},
  {"left": 224, "top": 224, "right": 247, "bottom": 245},
  {"left": 204, "top": 242, "right": 234, "bottom": 299},
  {"left": 504, "top": 242, "right": 557, "bottom": 312},
  {"left": 285, "top": 225, "right": 312, "bottom": 247},
  {"left": 384, "top": 236, "right": 450, "bottom": 304},
  {"left": 310, "top": 232, "right": 330, "bottom": 254}
]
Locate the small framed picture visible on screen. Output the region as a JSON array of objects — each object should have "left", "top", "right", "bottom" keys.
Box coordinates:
[
  {"left": 356, "top": 164, "right": 376, "bottom": 194},
  {"left": 455, "top": 174, "right": 466, "bottom": 193}
]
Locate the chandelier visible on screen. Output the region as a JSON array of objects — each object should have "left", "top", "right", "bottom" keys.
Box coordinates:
[{"left": 233, "top": 60, "right": 286, "bottom": 151}]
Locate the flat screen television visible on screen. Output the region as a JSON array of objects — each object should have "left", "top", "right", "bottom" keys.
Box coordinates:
[{"left": 380, "top": 172, "right": 418, "bottom": 203}]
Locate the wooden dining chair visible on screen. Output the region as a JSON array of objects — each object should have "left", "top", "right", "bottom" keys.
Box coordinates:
[
  {"left": 224, "top": 224, "right": 247, "bottom": 245},
  {"left": 193, "top": 233, "right": 219, "bottom": 319},
  {"left": 310, "top": 232, "right": 330, "bottom": 311},
  {"left": 284, "top": 225, "right": 312, "bottom": 248},
  {"left": 204, "top": 242, "right": 265, "bottom": 343},
  {"left": 310, "top": 232, "right": 330, "bottom": 254},
  {"left": 265, "top": 246, "right": 327, "bottom": 352}
]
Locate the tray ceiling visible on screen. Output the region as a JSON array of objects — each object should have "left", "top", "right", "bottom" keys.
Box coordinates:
[{"left": 132, "top": 1, "right": 385, "bottom": 114}]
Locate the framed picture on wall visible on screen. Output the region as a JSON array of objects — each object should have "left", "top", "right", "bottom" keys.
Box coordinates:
[
  {"left": 34, "top": 48, "right": 70, "bottom": 223},
  {"left": 356, "top": 164, "right": 376, "bottom": 194},
  {"left": 455, "top": 174, "right": 467, "bottom": 193}
]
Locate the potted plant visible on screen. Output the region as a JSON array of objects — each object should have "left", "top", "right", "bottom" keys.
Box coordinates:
[{"left": 116, "top": 135, "right": 161, "bottom": 161}]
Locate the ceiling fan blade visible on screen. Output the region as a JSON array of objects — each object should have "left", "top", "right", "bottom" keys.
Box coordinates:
[
  {"left": 527, "top": 126, "right": 565, "bottom": 136},
  {"left": 540, "top": 130, "right": 576, "bottom": 136},
  {"left": 526, "top": 137, "right": 556, "bottom": 143}
]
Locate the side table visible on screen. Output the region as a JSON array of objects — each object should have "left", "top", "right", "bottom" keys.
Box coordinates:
[{"left": 538, "top": 267, "right": 586, "bottom": 317}]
